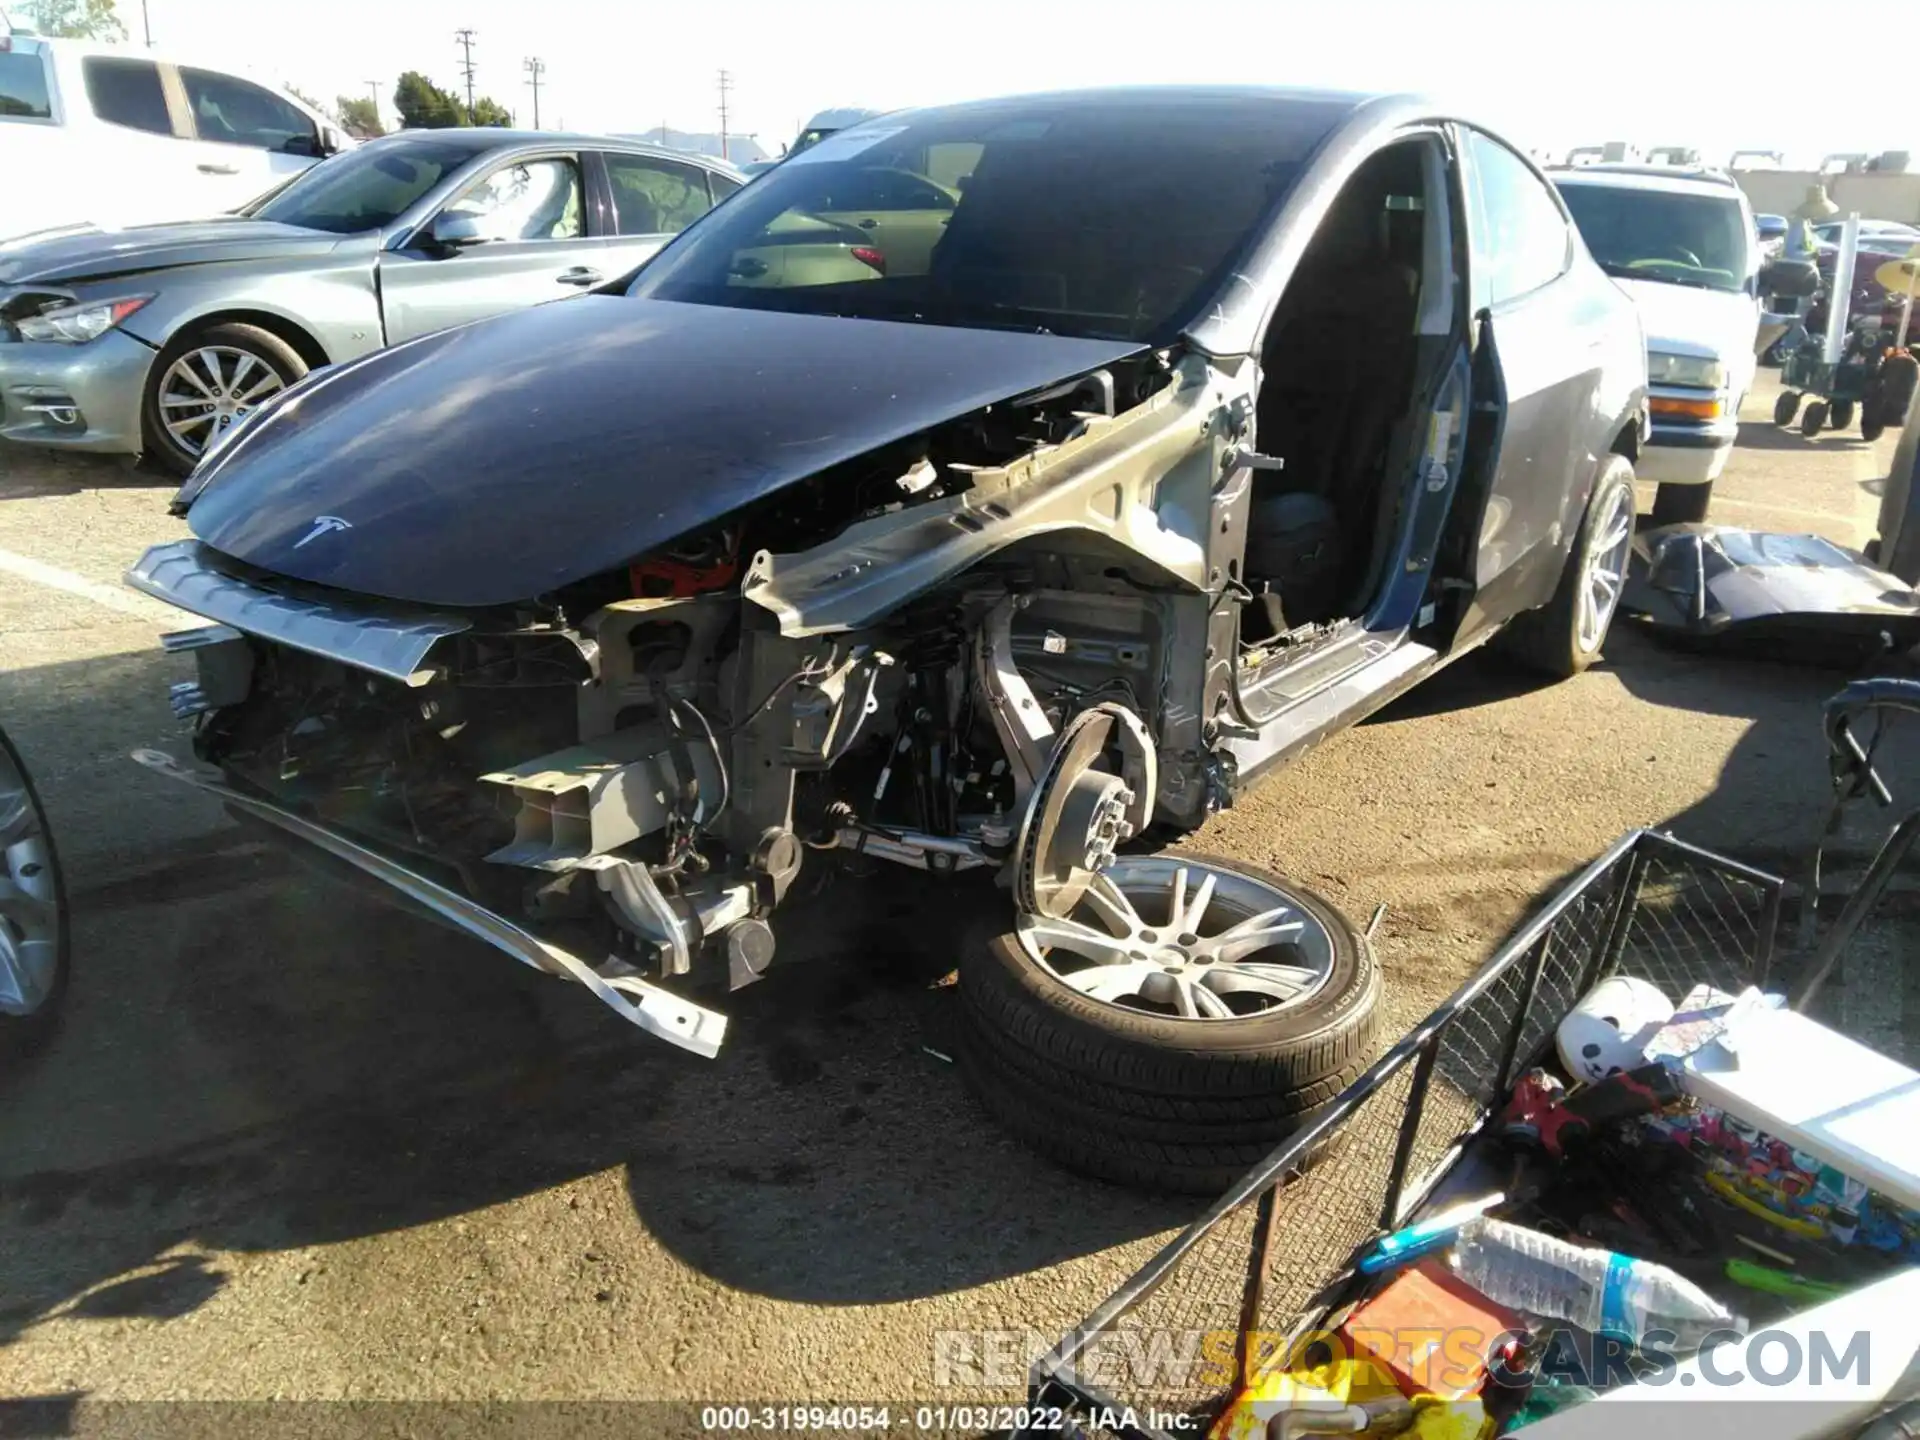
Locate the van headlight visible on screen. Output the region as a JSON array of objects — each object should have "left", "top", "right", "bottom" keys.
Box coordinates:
[{"left": 1648, "top": 351, "right": 1728, "bottom": 389}]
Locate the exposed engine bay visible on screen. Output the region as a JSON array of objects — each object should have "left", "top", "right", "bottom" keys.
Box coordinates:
[{"left": 131, "top": 348, "right": 1252, "bottom": 1055}]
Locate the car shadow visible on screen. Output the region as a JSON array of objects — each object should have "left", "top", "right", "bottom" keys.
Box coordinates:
[
  {"left": 0, "top": 650, "right": 1188, "bottom": 1342},
  {"left": 0, "top": 448, "right": 176, "bottom": 502},
  {"left": 1361, "top": 645, "right": 1560, "bottom": 726},
  {"left": 1604, "top": 621, "right": 1920, "bottom": 876},
  {"left": 1732, "top": 421, "right": 1875, "bottom": 455}
]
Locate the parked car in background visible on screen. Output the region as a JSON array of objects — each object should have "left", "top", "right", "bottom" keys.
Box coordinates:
[
  {"left": 1553, "top": 164, "right": 1759, "bottom": 522},
  {"left": 0, "top": 23, "right": 347, "bottom": 240},
  {"left": 735, "top": 107, "right": 888, "bottom": 180},
  {"left": 1811, "top": 219, "right": 1920, "bottom": 250},
  {"left": 1806, "top": 228, "right": 1920, "bottom": 338},
  {"left": 0, "top": 129, "right": 744, "bottom": 473},
  {"left": 135, "top": 89, "right": 1647, "bottom": 1189},
  {"left": 787, "top": 106, "right": 883, "bottom": 158}
]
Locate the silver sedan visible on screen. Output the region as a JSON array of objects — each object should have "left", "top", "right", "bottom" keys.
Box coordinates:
[{"left": 0, "top": 129, "right": 743, "bottom": 474}]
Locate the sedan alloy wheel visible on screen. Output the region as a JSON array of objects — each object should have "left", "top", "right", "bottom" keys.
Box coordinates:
[{"left": 157, "top": 345, "right": 288, "bottom": 458}]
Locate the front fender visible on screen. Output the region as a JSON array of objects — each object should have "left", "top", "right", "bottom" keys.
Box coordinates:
[{"left": 115, "top": 251, "right": 383, "bottom": 364}]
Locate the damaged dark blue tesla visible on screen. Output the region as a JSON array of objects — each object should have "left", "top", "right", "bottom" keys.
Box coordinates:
[{"left": 129, "top": 88, "right": 1647, "bottom": 1191}]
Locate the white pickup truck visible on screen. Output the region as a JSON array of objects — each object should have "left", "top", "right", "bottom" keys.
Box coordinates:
[{"left": 0, "top": 19, "right": 346, "bottom": 240}]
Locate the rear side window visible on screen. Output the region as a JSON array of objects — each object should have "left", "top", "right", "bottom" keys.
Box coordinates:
[
  {"left": 1464, "top": 130, "right": 1572, "bottom": 306},
  {"left": 83, "top": 56, "right": 172, "bottom": 136},
  {"left": 603, "top": 153, "right": 713, "bottom": 235},
  {"left": 0, "top": 52, "right": 53, "bottom": 119},
  {"left": 180, "top": 67, "right": 316, "bottom": 152}
]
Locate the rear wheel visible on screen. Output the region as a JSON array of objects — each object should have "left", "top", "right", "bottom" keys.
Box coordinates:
[
  {"left": 1505, "top": 456, "right": 1637, "bottom": 677},
  {"left": 0, "top": 726, "right": 69, "bottom": 1062},
  {"left": 958, "top": 851, "right": 1379, "bottom": 1192},
  {"left": 1774, "top": 391, "right": 1801, "bottom": 426},
  {"left": 142, "top": 322, "right": 307, "bottom": 477},
  {"left": 1801, "top": 400, "right": 1829, "bottom": 438}
]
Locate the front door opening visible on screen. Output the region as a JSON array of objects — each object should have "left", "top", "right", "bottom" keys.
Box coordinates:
[{"left": 1243, "top": 139, "right": 1442, "bottom": 646}]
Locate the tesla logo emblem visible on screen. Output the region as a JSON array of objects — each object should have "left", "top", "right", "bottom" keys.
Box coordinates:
[{"left": 293, "top": 515, "right": 352, "bottom": 549}]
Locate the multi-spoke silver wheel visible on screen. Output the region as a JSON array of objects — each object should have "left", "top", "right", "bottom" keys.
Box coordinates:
[
  {"left": 1577, "top": 478, "right": 1634, "bottom": 653},
  {"left": 1017, "top": 854, "right": 1338, "bottom": 1020},
  {"left": 0, "top": 731, "right": 64, "bottom": 1020},
  {"left": 156, "top": 345, "right": 287, "bottom": 457}
]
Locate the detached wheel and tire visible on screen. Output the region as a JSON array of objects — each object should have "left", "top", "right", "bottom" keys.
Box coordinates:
[
  {"left": 142, "top": 323, "right": 307, "bottom": 477},
  {"left": 1774, "top": 391, "right": 1801, "bottom": 427},
  {"left": 0, "top": 726, "right": 69, "bottom": 1063},
  {"left": 1829, "top": 399, "right": 1856, "bottom": 431},
  {"left": 1800, "top": 400, "right": 1830, "bottom": 438},
  {"left": 958, "top": 852, "right": 1379, "bottom": 1193},
  {"left": 1505, "top": 455, "right": 1638, "bottom": 676}
]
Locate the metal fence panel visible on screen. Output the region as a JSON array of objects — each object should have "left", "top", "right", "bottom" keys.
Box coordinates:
[{"left": 1031, "top": 830, "right": 1782, "bottom": 1436}]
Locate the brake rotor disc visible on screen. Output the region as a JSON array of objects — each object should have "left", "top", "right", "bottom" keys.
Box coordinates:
[{"left": 1011, "top": 701, "right": 1156, "bottom": 919}]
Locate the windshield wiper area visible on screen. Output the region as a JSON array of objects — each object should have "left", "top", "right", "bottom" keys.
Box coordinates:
[{"left": 1598, "top": 261, "right": 1731, "bottom": 292}]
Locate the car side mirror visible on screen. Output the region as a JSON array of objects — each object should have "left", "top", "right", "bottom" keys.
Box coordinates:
[
  {"left": 320, "top": 125, "right": 342, "bottom": 156},
  {"left": 428, "top": 211, "right": 488, "bottom": 252}
]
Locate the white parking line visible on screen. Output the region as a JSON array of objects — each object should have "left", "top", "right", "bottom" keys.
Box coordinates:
[{"left": 0, "top": 546, "right": 184, "bottom": 626}]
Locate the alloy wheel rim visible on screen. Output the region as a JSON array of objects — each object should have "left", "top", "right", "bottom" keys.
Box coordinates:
[
  {"left": 158, "top": 346, "right": 286, "bottom": 457},
  {"left": 1017, "top": 854, "right": 1337, "bottom": 1020},
  {"left": 1578, "top": 482, "right": 1634, "bottom": 653},
  {"left": 0, "top": 739, "right": 62, "bottom": 1017}
]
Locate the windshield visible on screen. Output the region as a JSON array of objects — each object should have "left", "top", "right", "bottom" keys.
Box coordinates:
[
  {"left": 247, "top": 139, "right": 475, "bottom": 234},
  {"left": 1557, "top": 183, "right": 1750, "bottom": 292},
  {"left": 629, "top": 94, "right": 1327, "bottom": 343}
]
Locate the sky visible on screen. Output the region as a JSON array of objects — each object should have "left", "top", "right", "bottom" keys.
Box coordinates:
[{"left": 110, "top": 0, "right": 1919, "bottom": 165}]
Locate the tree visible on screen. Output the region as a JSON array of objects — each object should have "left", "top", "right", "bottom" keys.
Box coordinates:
[
  {"left": 469, "top": 96, "right": 512, "bottom": 127},
  {"left": 21, "top": 0, "right": 125, "bottom": 39},
  {"left": 336, "top": 95, "right": 384, "bottom": 138},
  {"left": 393, "top": 71, "right": 463, "bottom": 130}
]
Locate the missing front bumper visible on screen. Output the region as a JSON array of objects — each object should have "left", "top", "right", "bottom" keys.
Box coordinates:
[{"left": 130, "top": 747, "right": 729, "bottom": 1058}]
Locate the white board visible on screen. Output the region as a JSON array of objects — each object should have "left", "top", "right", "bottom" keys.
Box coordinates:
[{"left": 1681, "top": 1005, "right": 1920, "bottom": 1212}]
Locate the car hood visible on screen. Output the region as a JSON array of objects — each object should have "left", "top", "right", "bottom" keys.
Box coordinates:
[
  {"left": 1614, "top": 277, "right": 1758, "bottom": 361},
  {"left": 183, "top": 297, "right": 1145, "bottom": 609},
  {"left": 0, "top": 220, "right": 347, "bottom": 287}
]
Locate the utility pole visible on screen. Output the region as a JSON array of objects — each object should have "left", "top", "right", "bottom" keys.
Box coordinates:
[
  {"left": 716, "top": 69, "right": 732, "bottom": 161},
  {"left": 523, "top": 56, "right": 545, "bottom": 130},
  {"left": 140, "top": 0, "right": 152, "bottom": 46},
  {"left": 454, "top": 28, "right": 478, "bottom": 123}
]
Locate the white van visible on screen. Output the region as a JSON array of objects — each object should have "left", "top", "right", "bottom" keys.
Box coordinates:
[
  {"left": 0, "top": 22, "right": 346, "bottom": 241},
  {"left": 1552, "top": 165, "right": 1762, "bottom": 523}
]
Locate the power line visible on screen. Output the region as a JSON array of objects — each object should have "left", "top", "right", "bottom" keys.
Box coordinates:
[
  {"left": 523, "top": 56, "right": 545, "bottom": 130},
  {"left": 454, "top": 28, "right": 477, "bottom": 123},
  {"left": 716, "top": 69, "right": 732, "bottom": 161}
]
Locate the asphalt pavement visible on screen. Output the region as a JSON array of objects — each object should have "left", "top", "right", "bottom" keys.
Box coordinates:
[{"left": 1, "top": 373, "right": 1915, "bottom": 1408}]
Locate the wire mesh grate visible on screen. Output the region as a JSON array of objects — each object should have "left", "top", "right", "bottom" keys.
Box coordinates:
[{"left": 1035, "top": 832, "right": 1783, "bottom": 1435}]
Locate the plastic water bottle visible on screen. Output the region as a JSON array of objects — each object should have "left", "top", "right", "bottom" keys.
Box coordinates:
[{"left": 1449, "top": 1218, "right": 1745, "bottom": 1352}]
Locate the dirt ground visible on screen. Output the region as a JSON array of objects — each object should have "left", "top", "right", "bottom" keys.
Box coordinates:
[{"left": 1, "top": 372, "right": 1915, "bottom": 1410}]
